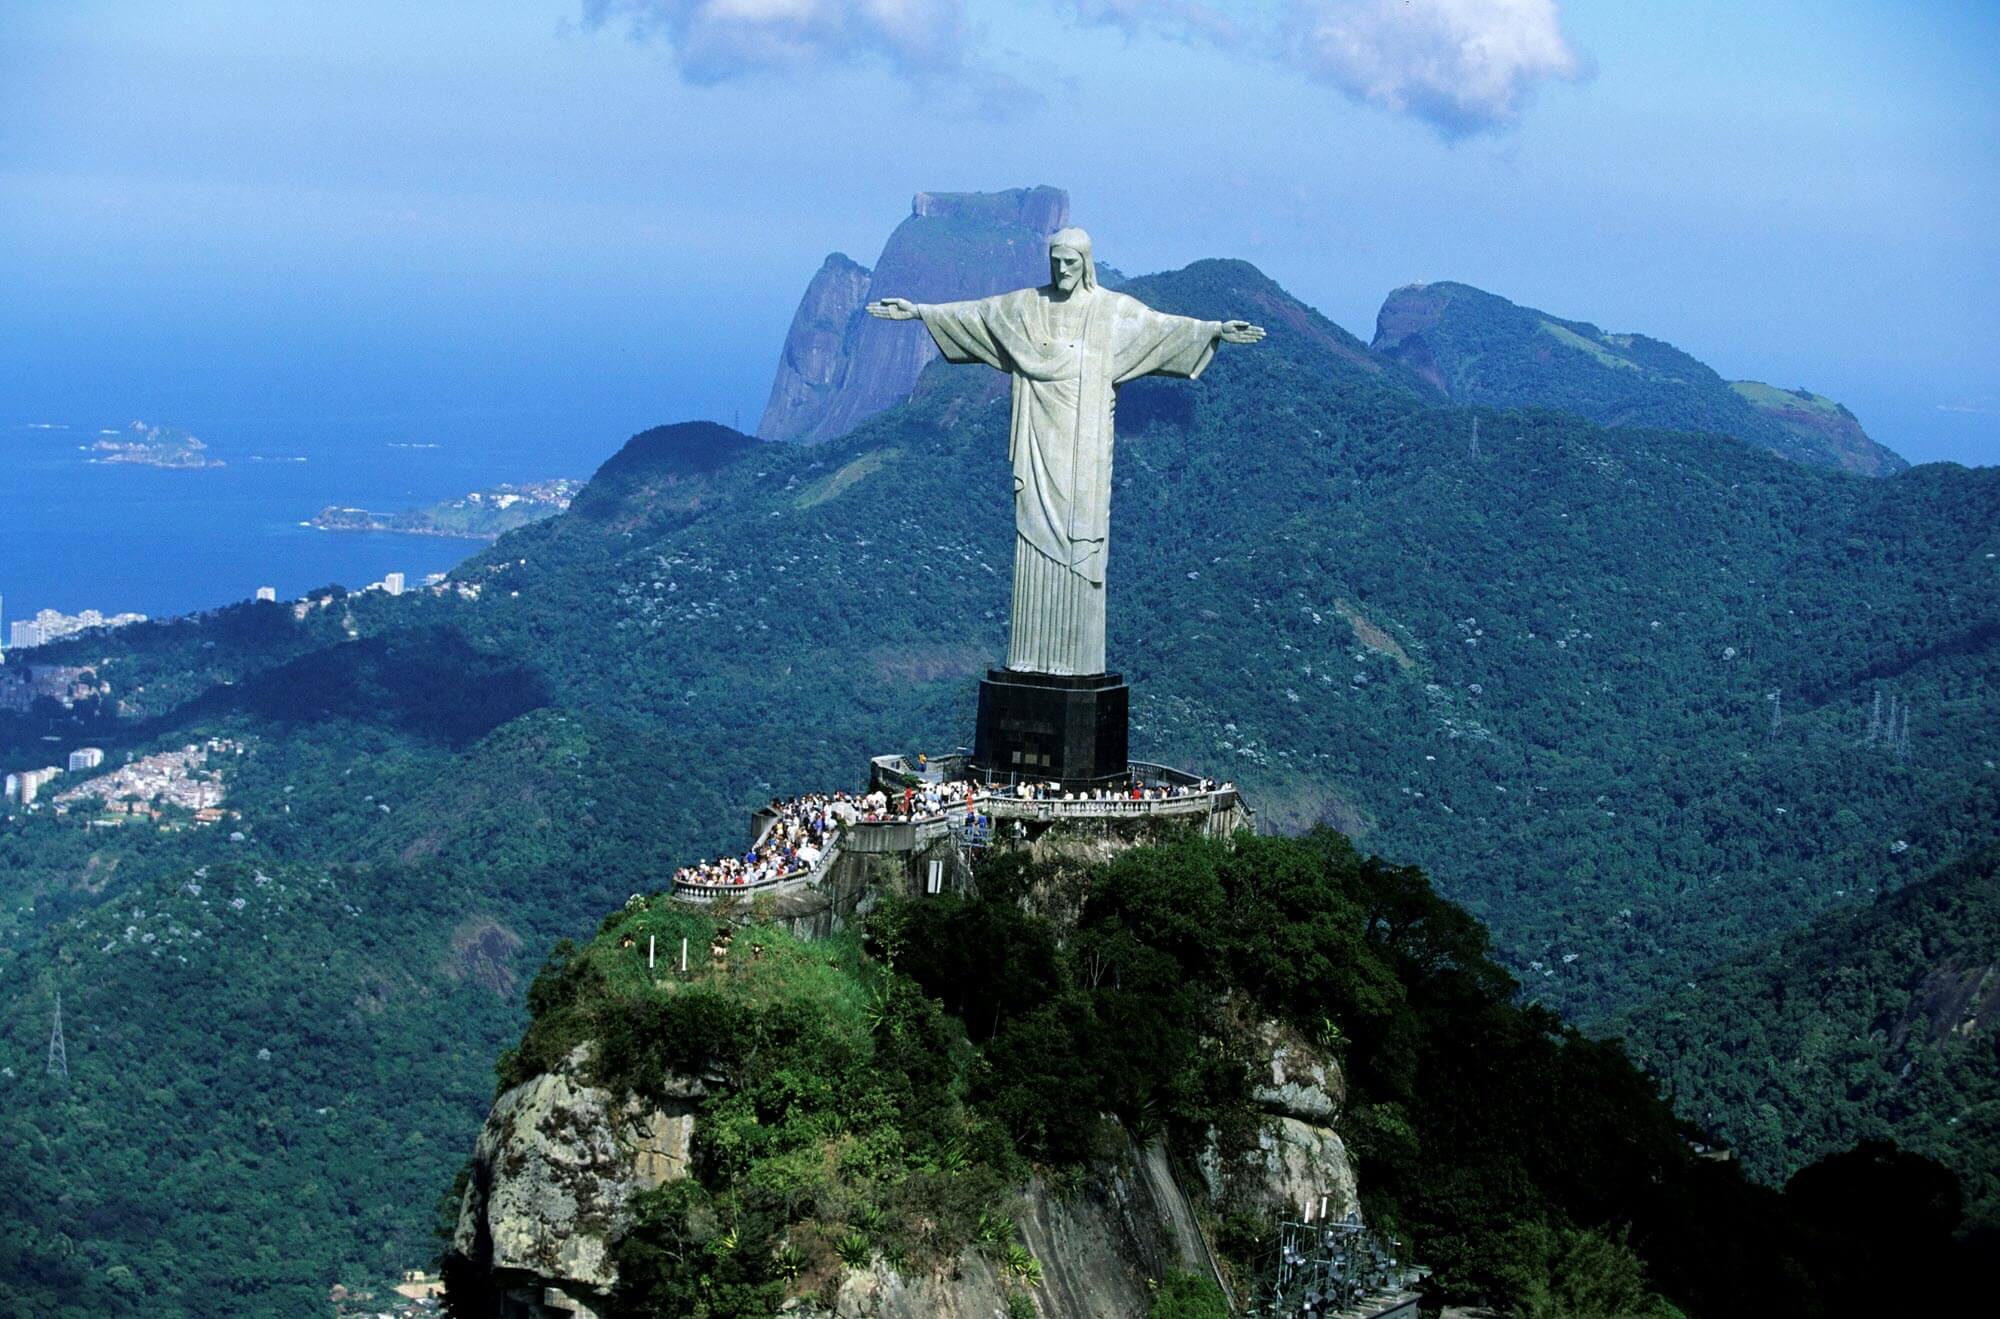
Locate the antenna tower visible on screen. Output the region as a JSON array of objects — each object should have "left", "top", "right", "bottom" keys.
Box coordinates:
[{"left": 47, "top": 991, "right": 69, "bottom": 1081}]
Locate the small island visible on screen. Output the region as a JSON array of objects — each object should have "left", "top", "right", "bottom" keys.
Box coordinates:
[
  {"left": 87, "top": 421, "right": 223, "bottom": 468},
  {"left": 309, "top": 478, "right": 580, "bottom": 540}
]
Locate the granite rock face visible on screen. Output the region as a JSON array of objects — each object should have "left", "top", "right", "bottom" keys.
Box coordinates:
[
  {"left": 758, "top": 187, "right": 1070, "bottom": 445},
  {"left": 791, "top": 1130, "right": 1223, "bottom": 1319},
  {"left": 447, "top": 1023, "right": 1358, "bottom": 1317},
  {"left": 451, "top": 1048, "right": 703, "bottom": 1317},
  {"left": 1200, "top": 1018, "right": 1360, "bottom": 1223},
  {"left": 757, "top": 254, "right": 873, "bottom": 448}
]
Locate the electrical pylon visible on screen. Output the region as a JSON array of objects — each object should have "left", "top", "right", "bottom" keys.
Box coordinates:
[{"left": 47, "top": 991, "right": 68, "bottom": 1081}]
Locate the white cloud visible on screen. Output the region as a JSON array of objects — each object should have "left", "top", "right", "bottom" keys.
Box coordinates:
[
  {"left": 582, "top": 0, "right": 971, "bottom": 82},
  {"left": 1288, "top": 0, "right": 1583, "bottom": 136}
]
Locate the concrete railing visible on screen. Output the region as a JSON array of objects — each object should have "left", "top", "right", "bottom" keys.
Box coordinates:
[
  {"left": 981, "top": 791, "right": 1230, "bottom": 822},
  {"left": 676, "top": 786, "right": 1238, "bottom": 899},
  {"left": 675, "top": 831, "right": 843, "bottom": 902}
]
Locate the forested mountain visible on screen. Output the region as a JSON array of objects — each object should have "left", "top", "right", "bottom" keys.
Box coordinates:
[
  {"left": 421, "top": 257, "right": 1994, "bottom": 1023},
  {"left": 1371, "top": 280, "right": 1907, "bottom": 475},
  {"left": 0, "top": 255, "right": 1993, "bottom": 1313},
  {"left": 1622, "top": 833, "right": 2000, "bottom": 1230},
  {"left": 445, "top": 831, "right": 1983, "bottom": 1318}
]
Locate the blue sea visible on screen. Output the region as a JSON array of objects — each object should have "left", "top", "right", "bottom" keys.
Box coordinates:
[{"left": 1, "top": 411, "right": 628, "bottom": 624}]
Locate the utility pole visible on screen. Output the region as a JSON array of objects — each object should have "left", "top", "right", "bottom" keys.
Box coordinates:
[
  {"left": 47, "top": 991, "right": 68, "bottom": 1081},
  {"left": 1866, "top": 688, "right": 1882, "bottom": 746},
  {"left": 1768, "top": 689, "right": 1782, "bottom": 737},
  {"left": 1469, "top": 415, "right": 1480, "bottom": 459}
]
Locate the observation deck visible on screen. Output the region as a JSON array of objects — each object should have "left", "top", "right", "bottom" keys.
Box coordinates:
[{"left": 672, "top": 751, "right": 1251, "bottom": 907}]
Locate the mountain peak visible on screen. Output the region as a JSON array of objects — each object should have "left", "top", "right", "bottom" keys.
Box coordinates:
[
  {"left": 565, "top": 420, "right": 762, "bottom": 528},
  {"left": 757, "top": 187, "right": 1072, "bottom": 445},
  {"left": 1372, "top": 282, "right": 1907, "bottom": 476},
  {"left": 910, "top": 185, "right": 1068, "bottom": 231}
]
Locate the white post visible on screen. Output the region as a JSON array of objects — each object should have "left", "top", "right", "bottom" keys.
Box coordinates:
[
  {"left": 680, "top": 937, "right": 688, "bottom": 973},
  {"left": 648, "top": 935, "right": 656, "bottom": 970}
]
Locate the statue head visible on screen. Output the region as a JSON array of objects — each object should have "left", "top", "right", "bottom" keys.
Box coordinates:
[{"left": 1047, "top": 227, "right": 1097, "bottom": 294}]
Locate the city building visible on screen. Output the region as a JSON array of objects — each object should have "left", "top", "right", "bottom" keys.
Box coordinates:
[
  {"left": 69, "top": 747, "right": 105, "bottom": 772},
  {"left": 256, "top": 586, "right": 277, "bottom": 602},
  {"left": 383, "top": 572, "right": 406, "bottom": 596},
  {"left": 6, "top": 608, "right": 145, "bottom": 651},
  {"left": 4, "top": 766, "right": 63, "bottom": 806}
]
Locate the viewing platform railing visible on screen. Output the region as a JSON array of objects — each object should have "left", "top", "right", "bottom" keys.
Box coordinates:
[
  {"left": 672, "top": 766, "right": 1240, "bottom": 900},
  {"left": 675, "top": 836, "right": 840, "bottom": 903},
  {"left": 981, "top": 791, "right": 1227, "bottom": 822}
]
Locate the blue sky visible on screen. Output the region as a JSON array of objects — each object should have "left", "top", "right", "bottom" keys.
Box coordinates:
[{"left": 3, "top": 0, "right": 1995, "bottom": 466}]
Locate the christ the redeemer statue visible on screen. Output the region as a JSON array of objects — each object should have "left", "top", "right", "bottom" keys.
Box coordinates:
[{"left": 869, "top": 227, "right": 1264, "bottom": 676}]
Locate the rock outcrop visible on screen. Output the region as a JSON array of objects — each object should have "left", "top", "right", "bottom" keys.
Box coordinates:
[
  {"left": 804, "top": 1131, "right": 1221, "bottom": 1318},
  {"left": 758, "top": 187, "right": 1070, "bottom": 446},
  {"left": 1201, "top": 1017, "right": 1361, "bottom": 1224},
  {"left": 451, "top": 1047, "right": 704, "bottom": 1317},
  {"left": 448, "top": 1014, "right": 1362, "bottom": 1317},
  {"left": 758, "top": 254, "right": 873, "bottom": 446}
]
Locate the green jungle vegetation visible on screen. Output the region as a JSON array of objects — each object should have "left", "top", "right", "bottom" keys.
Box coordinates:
[
  {"left": 0, "top": 256, "right": 1994, "bottom": 1313},
  {"left": 1623, "top": 832, "right": 2000, "bottom": 1229},
  {"left": 444, "top": 831, "right": 1982, "bottom": 1317},
  {"left": 1370, "top": 280, "right": 1903, "bottom": 474}
]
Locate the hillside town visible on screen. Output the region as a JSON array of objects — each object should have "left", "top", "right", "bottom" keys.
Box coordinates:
[
  {"left": 48, "top": 738, "right": 244, "bottom": 826},
  {"left": 5, "top": 604, "right": 146, "bottom": 651}
]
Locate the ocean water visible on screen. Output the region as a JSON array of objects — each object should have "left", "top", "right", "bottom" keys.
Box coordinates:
[{"left": 1, "top": 411, "right": 623, "bottom": 624}]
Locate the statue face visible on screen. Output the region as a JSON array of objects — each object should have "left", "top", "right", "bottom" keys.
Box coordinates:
[{"left": 1049, "top": 247, "right": 1085, "bottom": 293}]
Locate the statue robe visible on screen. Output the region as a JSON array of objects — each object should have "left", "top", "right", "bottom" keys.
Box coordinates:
[{"left": 918, "top": 286, "right": 1220, "bottom": 675}]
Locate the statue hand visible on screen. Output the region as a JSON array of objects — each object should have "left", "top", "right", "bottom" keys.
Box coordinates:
[
  {"left": 867, "top": 298, "right": 920, "bottom": 321},
  {"left": 1219, "top": 320, "right": 1266, "bottom": 345}
]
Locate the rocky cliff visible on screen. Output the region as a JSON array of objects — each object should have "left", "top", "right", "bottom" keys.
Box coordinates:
[
  {"left": 450, "top": 1046, "right": 707, "bottom": 1317},
  {"left": 757, "top": 187, "right": 1070, "bottom": 445},
  {"left": 449, "top": 1019, "right": 1357, "bottom": 1317}
]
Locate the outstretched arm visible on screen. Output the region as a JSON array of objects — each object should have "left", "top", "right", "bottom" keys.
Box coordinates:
[
  {"left": 1215, "top": 319, "right": 1265, "bottom": 344},
  {"left": 867, "top": 297, "right": 920, "bottom": 321}
]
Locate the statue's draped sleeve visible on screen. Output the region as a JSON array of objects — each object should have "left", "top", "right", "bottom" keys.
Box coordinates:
[
  {"left": 917, "top": 293, "right": 1035, "bottom": 376},
  {"left": 1111, "top": 303, "right": 1219, "bottom": 384}
]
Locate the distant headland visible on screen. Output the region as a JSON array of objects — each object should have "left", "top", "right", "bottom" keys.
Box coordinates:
[{"left": 308, "top": 478, "right": 580, "bottom": 540}]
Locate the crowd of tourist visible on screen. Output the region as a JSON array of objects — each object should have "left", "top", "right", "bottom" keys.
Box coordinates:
[
  {"left": 855, "top": 777, "right": 984, "bottom": 822},
  {"left": 673, "top": 792, "right": 856, "bottom": 890},
  {"left": 996, "top": 776, "right": 1226, "bottom": 803},
  {"left": 673, "top": 772, "right": 1229, "bottom": 892}
]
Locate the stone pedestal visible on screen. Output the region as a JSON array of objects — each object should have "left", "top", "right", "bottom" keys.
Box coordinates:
[{"left": 972, "top": 669, "right": 1129, "bottom": 786}]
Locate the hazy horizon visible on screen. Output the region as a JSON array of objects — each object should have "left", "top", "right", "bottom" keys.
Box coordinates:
[{"left": 4, "top": 1, "right": 1995, "bottom": 469}]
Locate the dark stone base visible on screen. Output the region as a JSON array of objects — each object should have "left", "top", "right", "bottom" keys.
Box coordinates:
[{"left": 972, "top": 669, "right": 1129, "bottom": 787}]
